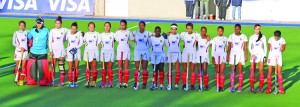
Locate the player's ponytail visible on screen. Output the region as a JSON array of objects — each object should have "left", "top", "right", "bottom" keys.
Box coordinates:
[
  {"left": 56, "top": 16, "right": 62, "bottom": 23},
  {"left": 255, "top": 24, "right": 262, "bottom": 42}
]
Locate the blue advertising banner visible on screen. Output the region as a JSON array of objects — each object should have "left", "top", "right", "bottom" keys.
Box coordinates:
[{"left": 0, "top": 0, "right": 94, "bottom": 15}]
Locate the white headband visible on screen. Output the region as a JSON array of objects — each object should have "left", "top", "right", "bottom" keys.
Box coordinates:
[{"left": 171, "top": 25, "right": 177, "bottom": 28}]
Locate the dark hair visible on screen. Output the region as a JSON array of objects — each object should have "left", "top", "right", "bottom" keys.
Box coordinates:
[
  {"left": 56, "top": 16, "right": 62, "bottom": 23},
  {"left": 201, "top": 26, "right": 207, "bottom": 31},
  {"left": 155, "top": 26, "right": 161, "bottom": 31},
  {"left": 104, "top": 22, "right": 111, "bottom": 27},
  {"left": 19, "top": 20, "right": 26, "bottom": 27},
  {"left": 171, "top": 23, "right": 177, "bottom": 27},
  {"left": 254, "top": 24, "right": 263, "bottom": 42},
  {"left": 71, "top": 22, "right": 78, "bottom": 28},
  {"left": 186, "top": 22, "right": 193, "bottom": 29},
  {"left": 139, "top": 21, "right": 146, "bottom": 26},
  {"left": 88, "top": 22, "right": 95, "bottom": 28},
  {"left": 120, "top": 19, "right": 127, "bottom": 25},
  {"left": 218, "top": 26, "right": 224, "bottom": 31},
  {"left": 235, "top": 24, "right": 241, "bottom": 29},
  {"left": 274, "top": 30, "right": 281, "bottom": 38}
]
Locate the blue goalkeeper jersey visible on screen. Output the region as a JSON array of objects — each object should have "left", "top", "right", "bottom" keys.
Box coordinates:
[{"left": 28, "top": 27, "right": 49, "bottom": 54}]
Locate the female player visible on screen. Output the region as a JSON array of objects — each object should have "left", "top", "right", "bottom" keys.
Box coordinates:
[
  {"left": 227, "top": 24, "right": 248, "bottom": 92},
  {"left": 99, "top": 22, "right": 115, "bottom": 88},
  {"left": 166, "top": 23, "right": 181, "bottom": 90},
  {"left": 49, "top": 16, "right": 69, "bottom": 86},
  {"left": 66, "top": 22, "right": 83, "bottom": 87},
  {"left": 248, "top": 24, "right": 267, "bottom": 93},
  {"left": 149, "top": 26, "right": 167, "bottom": 90},
  {"left": 83, "top": 22, "right": 100, "bottom": 87},
  {"left": 211, "top": 26, "right": 228, "bottom": 92},
  {"left": 180, "top": 22, "right": 197, "bottom": 90},
  {"left": 132, "top": 21, "right": 152, "bottom": 89},
  {"left": 13, "top": 21, "right": 29, "bottom": 86},
  {"left": 115, "top": 19, "right": 134, "bottom": 88},
  {"left": 266, "top": 30, "right": 286, "bottom": 94},
  {"left": 195, "top": 26, "right": 211, "bottom": 91}
]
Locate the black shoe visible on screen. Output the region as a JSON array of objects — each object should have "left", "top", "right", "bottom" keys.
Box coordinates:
[
  {"left": 182, "top": 85, "right": 186, "bottom": 90},
  {"left": 123, "top": 83, "right": 128, "bottom": 88},
  {"left": 205, "top": 86, "right": 210, "bottom": 91},
  {"left": 219, "top": 87, "right": 225, "bottom": 92},
  {"left": 142, "top": 84, "right": 147, "bottom": 89},
  {"left": 191, "top": 85, "right": 195, "bottom": 90}
]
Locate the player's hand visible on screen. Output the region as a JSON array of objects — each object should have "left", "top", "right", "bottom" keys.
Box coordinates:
[
  {"left": 263, "top": 57, "right": 267, "bottom": 63},
  {"left": 251, "top": 55, "right": 257, "bottom": 61},
  {"left": 245, "top": 56, "right": 248, "bottom": 62},
  {"left": 167, "top": 32, "right": 171, "bottom": 36},
  {"left": 226, "top": 56, "right": 230, "bottom": 62},
  {"left": 20, "top": 47, "right": 25, "bottom": 52},
  {"left": 50, "top": 52, "right": 54, "bottom": 57},
  {"left": 206, "top": 35, "right": 211, "bottom": 41},
  {"left": 212, "top": 57, "right": 215, "bottom": 64}
]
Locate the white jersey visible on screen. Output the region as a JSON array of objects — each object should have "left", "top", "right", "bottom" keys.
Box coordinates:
[
  {"left": 150, "top": 35, "right": 167, "bottom": 53},
  {"left": 99, "top": 32, "right": 115, "bottom": 51},
  {"left": 84, "top": 31, "right": 100, "bottom": 51},
  {"left": 132, "top": 30, "right": 152, "bottom": 51},
  {"left": 180, "top": 32, "right": 197, "bottom": 53},
  {"left": 115, "top": 29, "right": 134, "bottom": 51},
  {"left": 248, "top": 34, "right": 267, "bottom": 57},
  {"left": 211, "top": 36, "right": 228, "bottom": 56},
  {"left": 268, "top": 37, "right": 286, "bottom": 55},
  {"left": 12, "top": 30, "right": 29, "bottom": 51},
  {"left": 228, "top": 33, "right": 248, "bottom": 54},
  {"left": 66, "top": 31, "right": 83, "bottom": 50},
  {"left": 49, "top": 28, "right": 69, "bottom": 51},
  {"left": 196, "top": 34, "right": 211, "bottom": 56},
  {"left": 167, "top": 33, "right": 181, "bottom": 53}
]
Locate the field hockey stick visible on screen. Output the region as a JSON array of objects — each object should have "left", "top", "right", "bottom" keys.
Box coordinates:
[
  {"left": 50, "top": 53, "right": 55, "bottom": 86},
  {"left": 134, "top": 54, "right": 143, "bottom": 90},
  {"left": 216, "top": 56, "right": 220, "bottom": 92},
  {"left": 184, "top": 54, "right": 190, "bottom": 91},
  {"left": 15, "top": 51, "right": 24, "bottom": 85},
  {"left": 167, "top": 53, "right": 173, "bottom": 90},
  {"left": 230, "top": 55, "right": 236, "bottom": 92},
  {"left": 274, "top": 59, "right": 279, "bottom": 95},
  {"left": 198, "top": 56, "right": 203, "bottom": 92},
  {"left": 86, "top": 52, "right": 90, "bottom": 88},
  {"left": 150, "top": 55, "right": 157, "bottom": 91},
  {"left": 118, "top": 51, "right": 123, "bottom": 87}
]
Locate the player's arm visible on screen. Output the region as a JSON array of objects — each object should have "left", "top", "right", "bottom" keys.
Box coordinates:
[
  {"left": 12, "top": 32, "right": 21, "bottom": 49},
  {"left": 76, "top": 32, "right": 84, "bottom": 49}
]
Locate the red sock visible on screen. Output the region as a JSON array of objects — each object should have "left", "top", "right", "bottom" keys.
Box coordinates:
[
  {"left": 92, "top": 70, "right": 98, "bottom": 81},
  {"left": 142, "top": 71, "right": 148, "bottom": 84},
  {"left": 159, "top": 72, "right": 164, "bottom": 85},
  {"left": 238, "top": 74, "right": 244, "bottom": 88},
  {"left": 197, "top": 73, "right": 201, "bottom": 85},
  {"left": 60, "top": 72, "right": 65, "bottom": 83},
  {"left": 75, "top": 71, "right": 79, "bottom": 82},
  {"left": 108, "top": 70, "right": 113, "bottom": 85},
  {"left": 19, "top": 69, "right": 26, "bottom": 81},
  {"left": 118, "top": 69, "right": 122, "bottom": 84},
  {"left": 220, "top": 76, "right": 225, "bottom": 88},
  {"left": 182, "top": 71, "right": 187, "bottom": 85},
  {"left": 175, "top": 72, "right": 180, "bottom": 85},
  {"left": 167, "top": 72, "right": 172, "bottom": 85},
  {"left": 249, "top": 73, "right": 255, "bottom": 89},
  {"left": 85, "top": 70, "right": 90, "bottom": 82},
  {"left": 124, "top": 70, "right": 130, "bottom": 84},
  {"left": 50, "top": 70, "right": 55, "bottom": 82},
  {"left": 101, "top": 69, "right": 107, "bottom": 85},
  {"left": 191, "top": 72, "right": 196, "bottom": 85},
  {"left": 230, "top": 72, "right": 235, "bottom": 87},
  {"left": 154, "top": 72, "right": 158, "bottom": 85},
  {"left": 259, "top": 74, "right": 264, "bottom": 89},
  {"left": 278, "top": 77, "right": 283, "bottom": 89},
  {"left": 68, "top": 70, "right": 73, "bottom": 82},
  {"left": 267, "top": 75, "right": 272, "bottom": 90},
  {"left": 134, "top": 71, "right": 139, "bottom": 83},
  {"left": 204, "top": 75, "right": 209, "bottom": 87}
]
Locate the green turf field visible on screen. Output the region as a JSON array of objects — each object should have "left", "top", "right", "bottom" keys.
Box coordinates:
[{"left": 1, "top": 17, "right": 300, "bottom": 107}]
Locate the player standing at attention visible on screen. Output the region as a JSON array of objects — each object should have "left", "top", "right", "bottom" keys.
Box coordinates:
[
  {"left": 115, "top": 19, "right": 134, "bottom": 88},
  {"left": 99, "top": 22, "right": 116, "bottom": 88},
  {"left": 65, "top": 22, "right": 83, "bottom": 87},
  {"left": 211, "top": 26, "right": 228, "bottom": 92},
  {"left": 13, "top": 21, "right": 29, "bottom": 86},
  {"left": 49, "top": 16, "right": 69, "bottom": 86},
  {"left": 132, "top": 21, "right": 152, "bottom": 89},
  {"left": 227, "top": 24, "right": 248, "bottom": 92},
  {"left": 180, "top": 22, "right": 197, "bottom": 90},
  {"left": 248, "top": 24, "right": 267, "bottom": 93},
  {"left": 166, "top": 23, "right": 181, "bottom": 90},
  {"left": 195, "top": 26, "right": 211, "bottom": 91},
  {"left": 266, "top": 30, "right": 286, "bottom": 94},
  {"left": 83, "top": 22, "right": 101, "bottom": 87}
]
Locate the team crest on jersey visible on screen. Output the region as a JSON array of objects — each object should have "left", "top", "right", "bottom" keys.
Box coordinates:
[
  {"left": 125, "top": 35, "right": 128, "bottom": 37},
  {"left": 192, "top": 37, "right": 194, "bottom": 39},
  {"left": 160, "top": 40, "right": 162, "bottom": 43},
  {"left": 24, "top": 34, "right": 27, "bottom": 37},
  {"left": 176, "top": 37, "right": 178, "bottom": 39},
  {"left": 110, "top": 37, "right": 112, "bottom": 40},
  {"left": 144, "top": 35, "right": 146, "bottom": 38},
  {"left": 94, "top": 36, "right": 96, "bottom": 38},
  {"left": 61, "top": 32, "right": 63, "bottom": 35}
]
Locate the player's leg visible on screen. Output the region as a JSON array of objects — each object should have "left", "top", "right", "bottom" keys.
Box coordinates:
[
  {"left": 123, "top": 54, "right": 130, "bottom": 88},
  {"left": 57, "top": 57, "right": 66, "bottom": 86},
  {"left": 174, "top": 60, "right": 180, "bottom": 89},
  {"left": 142, "top": 59, "right": 149, "bottom": 89},
  {"left": 258, "top": 61, "right": 265, "bottom": 93},
  {"left": 237, "top": 63, "right": 244, "bottom": 92},
  {"left": 133, "top": 52, "right": 141, "bottom": 88},
  {"left": 91, "top": 59, "right": 98, "bottom": 87},
  {"left": 266, "top": 65, "right": 273, "bottom": 94},
  {"left": 181, "top": 53, "right": 188, "bottom": 90},
  {"left": 277, "top": 66, "right": 284, "bottom": 94},
  {"left": 219, "top": 62, "right": 226, "bottom": 91},
  {"left": 159, "top": 62, "right": 165, "bottom": 90},
  {"left": 202, "top": 62, "right": 209, "bottom": 90},
  {"left": 74, "top": 59, "right": 80, "bottom": 85},
  {"left": 190, "top": 61, "right": 196, "bottom": 90}
]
